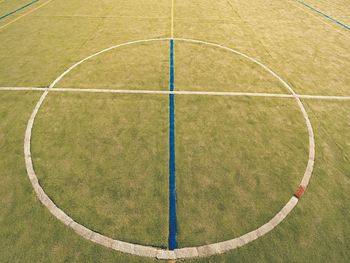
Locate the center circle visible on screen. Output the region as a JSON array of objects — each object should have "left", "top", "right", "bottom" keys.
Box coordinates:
[{"left": 24, "top": 38, "right": 315, "bottom": 260}]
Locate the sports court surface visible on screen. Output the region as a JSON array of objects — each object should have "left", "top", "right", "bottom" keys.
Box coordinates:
[{"left": 0, "top": 0, "right": 349, "bottom": 262}]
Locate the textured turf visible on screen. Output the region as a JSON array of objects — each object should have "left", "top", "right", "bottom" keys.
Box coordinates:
[{"left": 0, "top": 0, "right": 350, "bottom": 262}]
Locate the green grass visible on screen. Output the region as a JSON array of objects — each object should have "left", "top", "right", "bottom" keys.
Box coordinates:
[
  {"left": 57, "top": 41, "right": 170, "bottom": 90},
  {"left": 174, "top": 42, "right": 286, "bottom": 93},
  {"left": 32, "top": 92, "right": 169, "bottom": 247},
  {"left": 1, "top": 0, "right": 350, "bottom": 262},
  {"left": 0, "top": 0, "right": 170, "bottom": 87},
  {"left": 0, "top": 91, "right": 157, "bottom": 262},
  {"left": 186, "top": 100, "right": 350, "bottom": 262},
  {"left": 175, "top": 96, "right": 308, "bottom": 247},
  {"left": 174, "top": 0, "right": 350, "bottom": 96}
]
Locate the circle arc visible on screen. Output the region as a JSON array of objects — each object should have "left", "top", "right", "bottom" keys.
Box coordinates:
[{"left": 23, "top": 37, "right": 315, "bottom": 260}]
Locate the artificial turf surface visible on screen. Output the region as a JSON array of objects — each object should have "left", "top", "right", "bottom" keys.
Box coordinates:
[{"left": 0, "top": 0, "right": 350, "bottom": 262}]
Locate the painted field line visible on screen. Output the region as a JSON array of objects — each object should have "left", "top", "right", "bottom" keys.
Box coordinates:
[
  {"left": 51, "top": 89, "right": 293, "bottom": 97},
  {"left": 291, "top": 1, "right": 350, "bottom": 39},
  {"left": 298, "top": 94, "right": 350, "bottom": 100},
  {"left": 0, "top": 0, "right": 53, "bottom": 31},
  {"left": 0, "top": 0, "right": 38, "bottom": 21},
  {"left": 21, "top": 38, "right": 315, "bottom": 260},
  {"left": 168, "top": 39, "right": 177, "bottom": 251},
  {"left": 2, "top": 87, "right": 350, "bottom": 100},
  {"left": 0, "top": 87, "right": 293, "bottom": 97},
  {"left": 0, "top": 87, "right": 47, "bottom": 91},
  {"left": 297, "top": 1, "right": 350, "bottom": 31}
]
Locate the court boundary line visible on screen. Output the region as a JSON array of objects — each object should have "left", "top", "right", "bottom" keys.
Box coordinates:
[
  {"left": 297, "top": 0, "right": 350, "bottom": 31},
  {"left": 289, "top": 0, "right": 350, "bottom": 39},
  {"left": 0, "top": 0, "right": 53, "bottom": 31},
  {"left": 0, "top": 0, "right": 38, "bottom": 21},
  {"left": 1, "top": 87, "right": 350, "bottom": 100}
]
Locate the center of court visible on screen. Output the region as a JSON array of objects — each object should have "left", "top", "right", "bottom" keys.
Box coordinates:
[{"left": 23, "top": 37, "right": 315, "bottom": 259}]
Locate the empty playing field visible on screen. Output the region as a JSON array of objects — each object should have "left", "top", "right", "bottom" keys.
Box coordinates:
[{"left": 0, "top": 0, "right": 350, "bottom": 262}]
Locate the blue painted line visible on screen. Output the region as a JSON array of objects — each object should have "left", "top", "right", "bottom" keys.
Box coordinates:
[
  {"left": 298, "top": 0, "right": 350, "bottom": 31},
  {"left": 0, "top": 0, "right": 39, "bottom": 21},
  {"left": 169, "top": 39, "right": 175, "bottom": 92},
  {"left": 168, "top": 38, "right": 177, "bottom": 250}
]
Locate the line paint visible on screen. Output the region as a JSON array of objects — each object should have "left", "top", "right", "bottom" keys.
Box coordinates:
[
  {"left": 170, "top": 40, "right": 175, "bottom": 92},
  {"left": 298, "top": 94, "right": 350, "bottom": 100},
  {"left": 0, "top": 0, "right": 52, "bottom": 31},
  {"left": 0, "top": 0, "right": 38, "bottom": 20},
  {"left": 21, "top": 37, "right": 315, "bottom": 259},
  {"left": 298, "top": 0, "right": 350, "bottom": 31},
  {"left": 1, "top": 87, "right": 350, "bottom": 101},
  {"left": 168, "top": 39, "right": 177, "bottom": 250},
  {"left": 292, "top": 3, "right": 350, "bottom": 39}
]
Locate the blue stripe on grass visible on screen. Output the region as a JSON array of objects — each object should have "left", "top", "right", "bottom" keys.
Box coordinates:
[
  {"left": 0, "top": 0, "right": 39, "bottom": 20},
  {"left": 169, "top": 39, "right": 175, "bottom": 92},
  {"left": 298, "top": 0, "right": 350, "bottom": 31},
  {"left": 168, "top": 38, "right": 177, "bottom": 250}
]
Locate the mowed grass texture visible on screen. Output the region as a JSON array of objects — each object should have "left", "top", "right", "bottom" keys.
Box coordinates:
[
  {"left": 0, "top": 91, "right": 156, "bottom": 262},
  {"left": 174, "top": 0, "right": 350, "bottom": 96},
  {"left": 174, "top": 41, "right": 286, "bottom": 93},
  {"left": 0, "top": 0, "right": 171, "bottom": 87},
  {"left": 187, "top": 100, "right": 350, "bottom": 263},
  {"left": 1, "top": 0, "right": 350, "bottom": 262},
  {"left": 176, "top": 96, "right": 308, "bottom": 247},
  {"left": 57, "top": 41, "right": 170, "bottom": 90},
  {"left": 31, "top": 92, "right": 169, "bottom": 247}
]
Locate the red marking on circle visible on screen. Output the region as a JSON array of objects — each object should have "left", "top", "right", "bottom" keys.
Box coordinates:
[{"left": 294, "top": 185, "right": 305, "bottom": 199}]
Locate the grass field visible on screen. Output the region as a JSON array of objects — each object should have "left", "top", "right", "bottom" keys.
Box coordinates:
[{"left": 0, "top": 0, "right": 349, "bottom": 262}]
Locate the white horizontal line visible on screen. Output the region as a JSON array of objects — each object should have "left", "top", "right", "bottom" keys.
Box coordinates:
[
  {"left": 0, "top": 87, "right": 47, "bottom": 91},
  {"left": 1, "top": 87, "right": 350, "bottom": 100},
  {"left": 298, "top": 94, "right": 350, "bottom": 100},
  {"left": 52, "top": 88, "right": 294, "bottom": 98}
]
